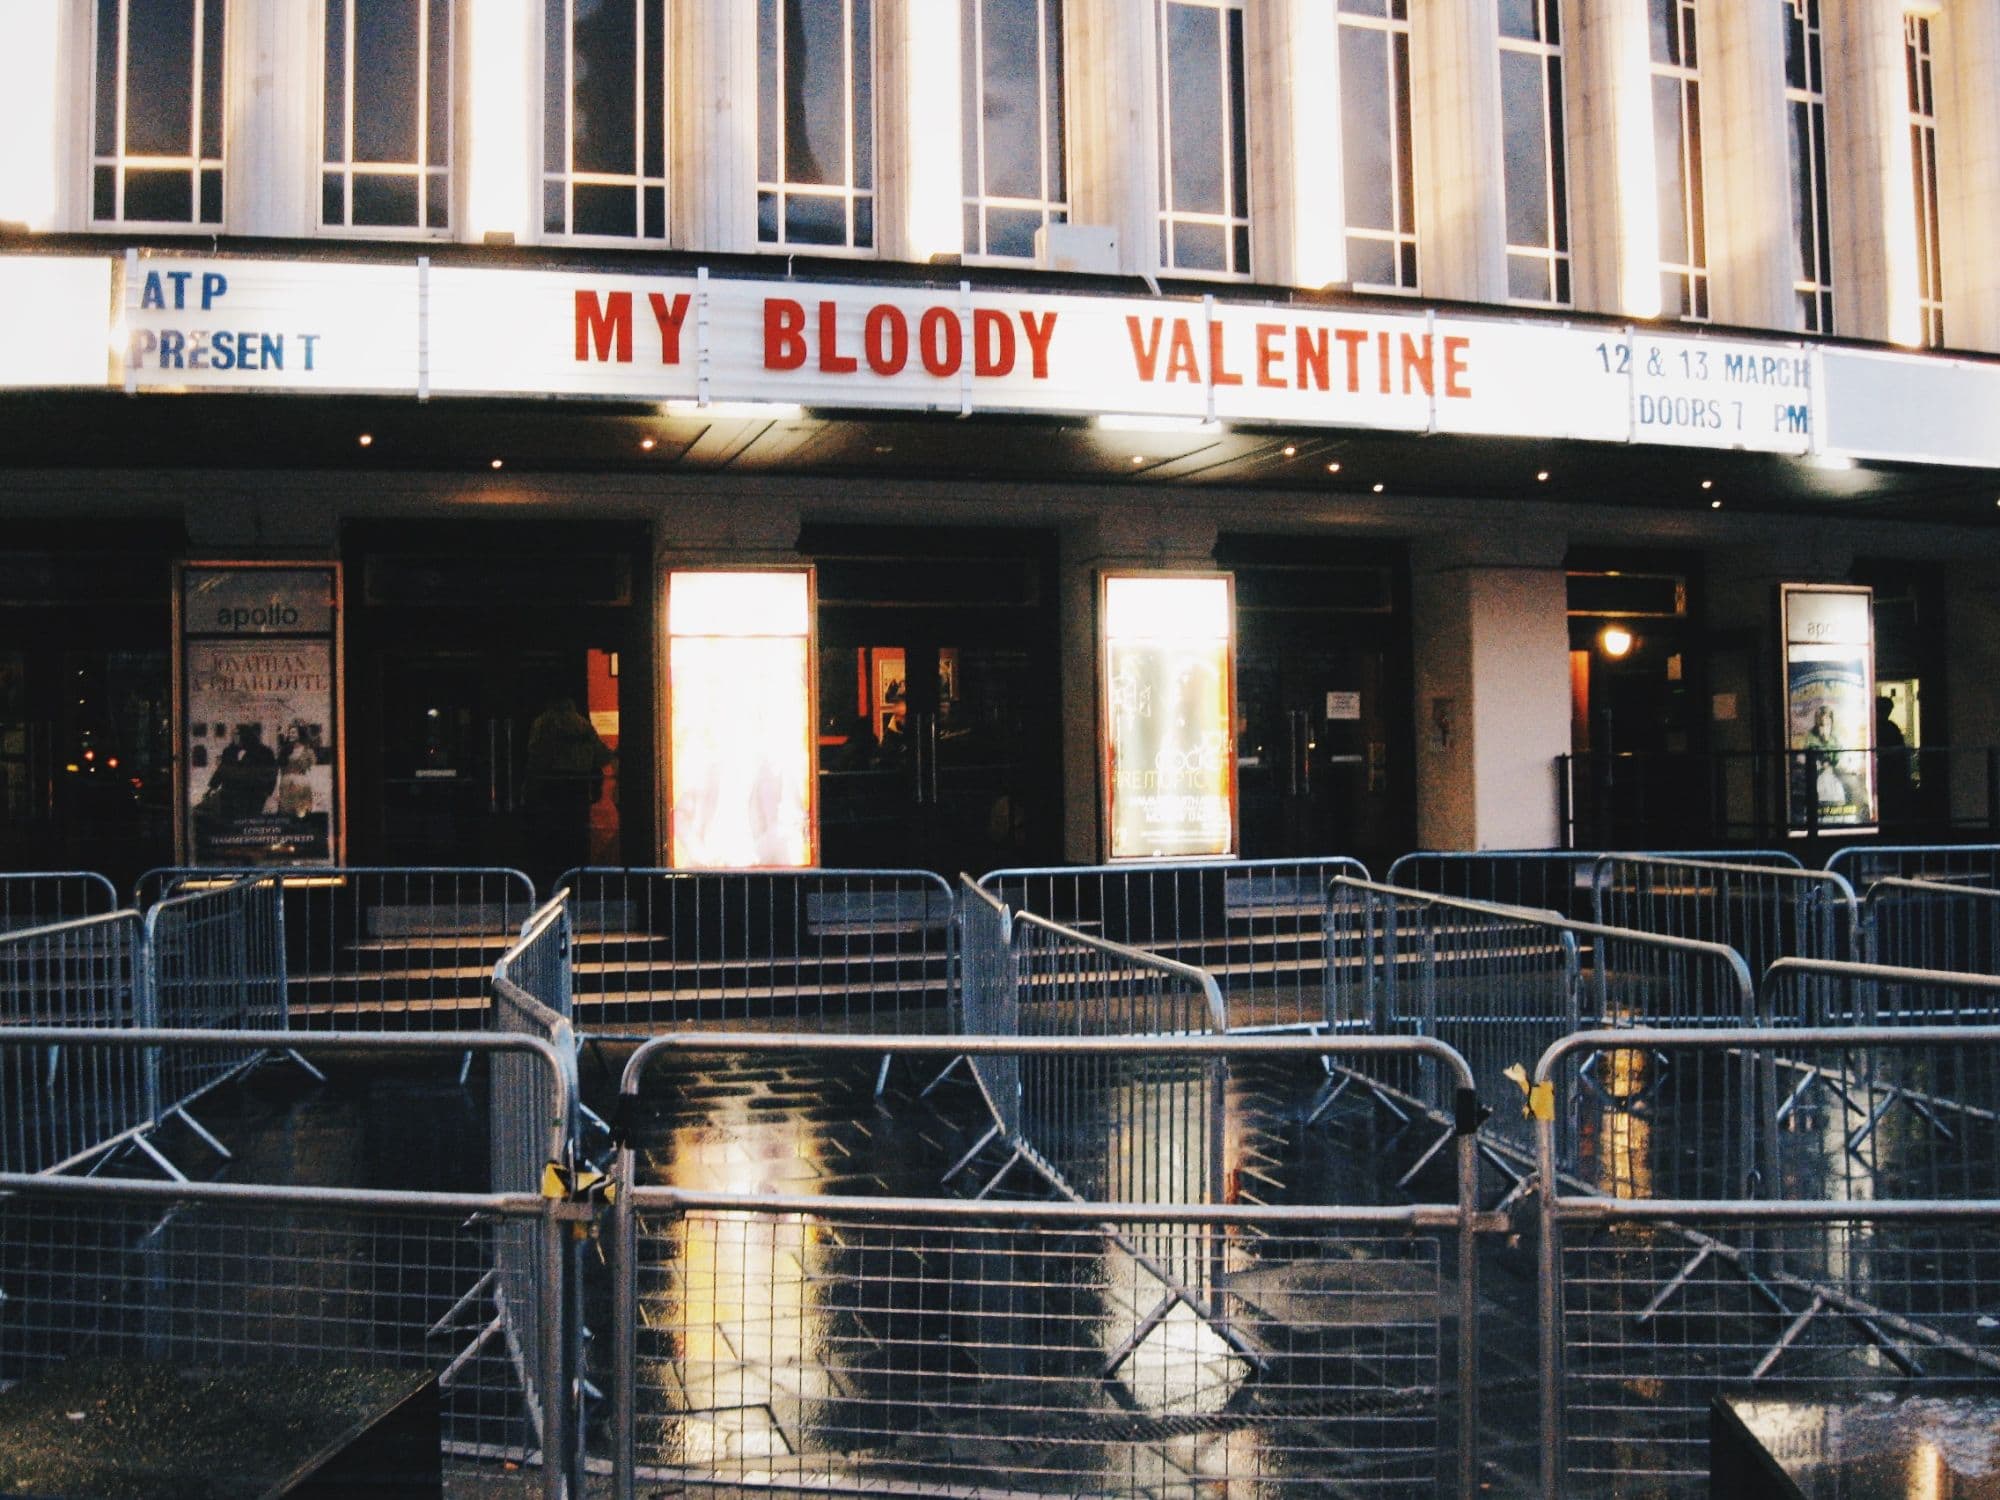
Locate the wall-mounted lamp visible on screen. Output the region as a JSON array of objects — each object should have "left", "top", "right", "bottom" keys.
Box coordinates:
[{"left": 1600, "top": 625, "right": 1635, "bottom": 659}]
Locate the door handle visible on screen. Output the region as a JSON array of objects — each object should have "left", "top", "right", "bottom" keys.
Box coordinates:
[{"left": 928, "top": 713, "right": 941, "bottom": 805}]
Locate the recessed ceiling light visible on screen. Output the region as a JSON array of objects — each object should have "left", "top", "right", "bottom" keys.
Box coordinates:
[
  {"left": 1130, "top": 455, "right": 1145, "bottom": 465},
  {"left": 1326, "top": 461, "right": 1341, "bottom": 474},
  {"left": 1282, "top": 445, "right": 1297, "bottom": 457},
  {"left": 1701, "top": 479, "right": 1714, "bottom": 490},
  {"left": 357, "top": 433, "right": 373, "bottom": 447},
  {"left": 1372, "top": 483, "right": 1385, "bottom": 494},
  {"left": 640, "top": 437, "right": 656, "bottom": 451},
  {"left": 1710, "top": 498, "right": 1722, "bottom": 509},
  {"left": 490, "top": 458, "right": 504, "bottom": 470},
  {"left": 1536, "top": 470, "right": 1549, "bottom": 482}
]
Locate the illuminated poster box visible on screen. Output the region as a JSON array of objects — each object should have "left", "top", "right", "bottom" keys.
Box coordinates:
[
  {"left": 1102, "top": 574, "right": 1236, "bottom": 860},
  {"left": 1780, "top": 583, "right": 1875, "bottom": 832},
  {"left": 668, "top": 569, "right": 816, "bottom": 868}
]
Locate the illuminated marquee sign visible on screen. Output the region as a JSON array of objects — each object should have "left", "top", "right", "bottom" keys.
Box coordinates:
[
  {"left": 667, "top": 569, "right": 816, "bottom": 869},
  {"left": 7, "top": 249, "right": 1999, "bottom": 463},
  {"left": 1102, "top": 574, "right": 1236, "bottom": 861}
]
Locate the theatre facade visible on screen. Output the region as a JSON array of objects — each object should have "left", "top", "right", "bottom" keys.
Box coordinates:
[{"left": 4, "top": 1, "right": 2000, "bottom": 887}]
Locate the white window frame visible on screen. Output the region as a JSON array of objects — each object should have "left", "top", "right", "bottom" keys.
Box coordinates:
[
  {"left": 1651, "top": 0, "right": 1707, "bottom": 321},
  {"left": 1784, "top": 0, "right": 1834, "bottom": 333},
  {"left": 1906, "top": 12, "right": 1943, "bottom": 348},
  {"left": 90, "top": 0, "right": 226, "bottom": 230},
  {"left": 1498, "top": 0, "right": 1569, "bottom": 307},
  {"left": 321, "top": 0, "right": 454, "bottom": 238},
  {"left": 757, "top": 0, "right": 878, "bottom": 256},
  {"left": 1337, "top": 0, "right": 1418, "bottom": 294},
  {"left": 542, "top": 0, "right": 670, "bottom": 244},
  {"left": 961, "top": 0, "right": 1069, "bottom": 265}
]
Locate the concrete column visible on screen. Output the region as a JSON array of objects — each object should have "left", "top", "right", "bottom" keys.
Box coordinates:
[
  {"left": 225, "top": 0, "right": 320, "bottom": 238},
  {"left": 458, "top": 0, "right": 539, "bottom": 244},
  {"left": 875, "top": 0, "right": 963, "bottom": 264},
  {"left": 1562, "top": 0, "right": 1660, "bottom": 317},
  {"left": 1412, "top": 541, "right": 1571, "bottom": 850},
  {"left": 1410, "top": 0, "right": 1507, "bottom": 304},
  {"left": 672, "top": 0, "right": 758, "bottom": 253},
  {"left": 0, "top": 0, "right": 86, "bottom": 232},
  {"left": 1056, "top": 510, "right": 1219, "bottom": 862},
  {"left": 1935, "top": 0, "right": 2000, "bottom": 351},
  {"left": 1824, "top": 0, "right": 1923, "bottom": 345},
  {"left": 1065, "top": 0, "right": 1160, "bottom": 276},
  {"left": 1244, "top": 0, "right": 1344, "bottom": 289},
  {"left": 1702, "top": 0, "right": 1796, "bottom": 329}
]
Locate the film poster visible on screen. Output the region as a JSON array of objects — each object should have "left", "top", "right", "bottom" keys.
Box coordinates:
[
  {"left": 1782, "top": 585, "right": 1875, "bottom": 830},
  {"left": 1106, "top": 638, "right": 1234, "bottom": 858},
  {"left": 181, "top": 566, "right": 340, "bottom": 865}
]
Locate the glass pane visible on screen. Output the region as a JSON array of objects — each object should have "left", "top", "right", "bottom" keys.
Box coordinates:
[
  {"left": 573, "top": 0, "right": 639, "bottom": 175},
  {"left": 324, "top": 0, "right": 346, "bottom": 164},
  {"left": 95, "top": 1, "right": 119, "bottom": 156},
  {"left": 353, "top": 171, "right": 419, "bottom": 225},
  {"left": 1338, "top": 0, "right": 1388, "bottom": 14},
  {"left": 1652, "top": 75, "right": 1688, "bottom": 263},
  {"left": 426, "top": 168, "right": 449, "bottom": 228},
  {"left": 94, "top": 165, "right": 117, "bottom": 221},
  {"left": 1507, "top": 252, "right": 1550, "bottom": 302},
  {"left": 758, "top": 188, "right": 779, "bottom": 240},
  {"left": 544, "top": 0, "right": 566, "bottom": 175},
  {"left": 322, "top": 171, "right": 344, "bottom": 224},
  {"left": 644, "top": 183, "right": 665, "bottom": 237},
  {"left": 1501, "top": 50, "right": 1549, "bottom": 248},
  {"left": 427, "top": 0, "right": 452, "bottom": 165},
  {"left": 785, "top": 190, "right": 847, "bottom": 243},
  {"left": 1171, "top": 219, "right": 1225, "bottom": 271},
  {"left": 1498, "top": 0, "right": 1539, "bottom": 42},
  {"left": 1340, "top": 25, "right": 1392, "bottom": 231},
  {"left": 1782, "top": 0, "right": 1806, "bottom": 89},
  {"left": 964, "top": 200, "right": 982, "bottom": 253},
  {"left": 646, "top": 1, "right": 665, "bottom": 176},
  {"left": 852, "top": 0, "right": 872, "bottom": 188},
  {"left": 1788, "top": 99, "right": 1812, "bottom": 284},
  {"left": 201, "top": 0, "right": 225, "bottom": 157},
  {"left": 1346, "top": 235, "right": 1393, "bottom": 286},
  {"left": 1044, "top": 0, "right": 1065, "bottom": 198},
  {"left": 574, "top": 181, "right": 637, "bottom": 236},
  {"left": 853, "top": 192, "right": 873, "bottom": 246},
  {"left": 1227, "top": 9, "right": 1247, "bottom": 220},
  {"left": 124, "top": 168, "right": 193, "bottom": 222},
  {"left": 758, "top": 0, "right": 778, "bottom": 179},
  {"left": 784, "top": 0, "right": 848, "bottom": 185},
  {"left": 1648, "top": 0, "right": 1675, "bottom": 64},
  {"left": 352, "top": 0, "right": 420, "bottom": 164},
  {"left": 126, "top": 0, "right": 196, "bottom": 156},
  {"left": 1164, "top": 3, "right": 1224, "bottom": 215},
  {"left": 986, "top": 205, "right": 1042, "bottom": 258},
  {"left": 980, "top": 0, "right": 1044, "bottom": 199},
  {"left": 545, "top": 178, "right": 565, "bottom": 232},
  {"left": 1547, "top": 56, "right": 1568, "bottom": 249},
  {"left": 199, "top": 166, "right": 221, "bottom": 222}
]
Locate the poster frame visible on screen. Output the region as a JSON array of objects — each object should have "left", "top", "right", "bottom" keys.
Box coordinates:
[
  {"left": 1098, "top": 569, "right": 1239, "bottom": 863},
  {"left": 661, "top": 564, "right": 820, "bottom": 869},
  {"left": 1778, "top": 581, "right": 1876, "bottom": 835},
  {"left": 173, "top": 560, "right": 346, "bottom": 867}
]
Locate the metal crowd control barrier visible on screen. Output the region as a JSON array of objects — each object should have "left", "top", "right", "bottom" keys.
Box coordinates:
[
  {"left": 979, "top": 857, "right": 1369, "bottom": 1030},
  {"left": 0, "top": 911, "right": 150, "bottom": 1175},
  {"left": 1859, "top": 876, "right": 2000, "bottom": 978},
  {"left": 490, "top": 896, "right": 586, "bottom": 1497},
  {"left": 134, "top": 866, "right": 538, "bottom": 1030},
  {"left": 950, "top": 874, "right": 1018, "bottom": 1140},
  {"left": 1385, "top": 849, "right": 1801, "bottom": 924},
  {"left": 1826, "top": 841, "right": 2000, "bottom": 889},
  {"left": 1326, "top": 877, "right": 1755, "bottom": 1179},
  {"left": 1534, "top": 1023, "right": 2000, "bottom": 1498},
  {"left": 1591, "top": 854, "right": 1860, "bottom": 978},
  {"left": 140, "top": 875, "right": 295, "bottom": 1171},
  {"left": 557, "top": 866, "right": 956, "bottom": 1036},
  {"left": 0, "top": 1029, "right": 581, "bottom": 1499},
  {"left": 0, "top": 871, "right": 119, "bottom": 932},
  {"left": 608, "top": 1032, "right": 1487, "bottom": 1500}
]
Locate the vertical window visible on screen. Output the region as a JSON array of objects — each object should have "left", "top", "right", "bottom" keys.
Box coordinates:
[
  {"left": 962, "top": 0, "right": 1067, "bottom": 262},
  {"left": 1338, "top": 0, "right": 1417, "bottom": 293},
  {"left": 92, "top": 0, "right": 226, "bottom": 226},
  {"left": 544, "top": 0, "right": 667, "bottom": 241},
  {"left": 1784, "top": 0, "right": 1833, "bottom": 332},
  {"left": 1498, "top": 0, "right": 1569, "bottom": 304},
  {"left": 758, "top": 0, "right": 875, "bottom": 251},
  {"left": 1156, "top": 0, "right": 1251, "bottom": 277},
  {"left": 323, "top": 0, "right": 453, "bottom": 231},
  {"left": 1649, "top": 0, "right": 1706, "bottom": 319},
  {"left": 1907, "top": 14, "right": 1943, "bottom": 348}
]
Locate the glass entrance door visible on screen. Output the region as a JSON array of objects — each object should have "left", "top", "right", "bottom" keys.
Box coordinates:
[
  {"left": 817, "top": 638, "right": 1047, "bottom": 875},
  {"left": 374, "top": 645, "right": 621, "bottom": 886},
  {"left": 1236, "top": 643, "right": 1396, "bottom": 862}
]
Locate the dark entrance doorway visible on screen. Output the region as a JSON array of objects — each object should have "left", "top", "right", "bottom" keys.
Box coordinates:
[
  {"left": 808, "top": 525, "right": 1060, "bottom": 876},
  {"left": 345, "top": 524, "right": 652, "bottom": 891},
  {"left": 0, "top": 537, "right": 176, "bottom": 889},
  {"left": 1222, "top": 537, "right": 1415, "bottom": 873}
]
